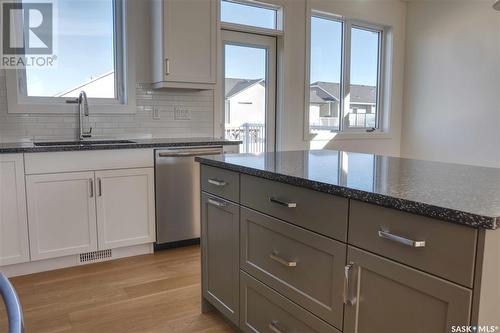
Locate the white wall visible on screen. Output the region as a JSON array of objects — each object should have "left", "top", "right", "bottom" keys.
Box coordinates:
[
  {"left": 254, "top": 0, "right": 309, "bottom": 151},
  {"left": 305, "top": 0, "right": 407, "bottom": 156},
  {"left": 401, "top": 1, "right": 500, "bottom": 167}
]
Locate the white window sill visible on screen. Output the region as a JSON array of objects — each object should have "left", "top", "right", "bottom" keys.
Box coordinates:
[{"left": 309, "top": 131, "right": 393, "bottom": 141}]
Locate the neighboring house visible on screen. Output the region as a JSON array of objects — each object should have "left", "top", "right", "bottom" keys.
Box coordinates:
[
  {"left": 54, "top": 71, "right": 115, "bottom": 98},
  {"left": 224, "top": 78, "right": 266, "bottom": 127},
  {"left": 224, "top": 78, "right": 377, "bottom": 132},
  {"left": 309, "top": 81, "right": 377, "bottom": 129}
]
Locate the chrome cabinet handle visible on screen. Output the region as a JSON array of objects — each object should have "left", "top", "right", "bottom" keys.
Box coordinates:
[
  {"left": 343, "top": 264, "right": 357, "bottom": 306},
  {"left": 207, "top": 179, "right": 227, "bottom": 187},
  {"left": 269, "top": 253, "right": 297, "bottom": 267},
  {"left": 269, "top": 321, "right": 286, "bottom": 333},
  {"left": 158, "top": 149, "right": 222, "bottom": 158},
  {"left": 378, "top": 229, "right": 426, "bottom": 248},
  {"left": 207, "top": 198, "right": 227, "bottom": 208},
  {"left": 97, "top": 178, "right": 102, "bottom": 197},
  {"left": 165, "top": 58, "right": 170, "bottom": 76},
  {"left": 89, "top": 179, "right": 94, "bottom": 198},
  {"left": 269, "top": 197, "right": 297, "bottom": 208}
]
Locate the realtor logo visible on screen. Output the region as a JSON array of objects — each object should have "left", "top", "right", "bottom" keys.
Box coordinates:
[
  {"left": 1, "top": 1, "right": 56, "bottom": 68},
  {"left": 2, "top": 2, "right": 53, "bottom": 55}
]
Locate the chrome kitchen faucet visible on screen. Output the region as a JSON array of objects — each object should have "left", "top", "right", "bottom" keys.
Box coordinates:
[{"left": 67, "top": 91, "right": 92, "bottom": 141}]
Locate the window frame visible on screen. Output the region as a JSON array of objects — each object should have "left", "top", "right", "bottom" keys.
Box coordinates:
[
  {"left": 220, "top": 0, "right": 284, "bottom": 36},
  {"left": 305, "top": 10, "right": 388, "bottom": 139},
  {"left": 220, "top": 29, "right": 277, "bottom": 153},
  {"left": 6, "top": 0, "right": 136, "bottom": 114}
]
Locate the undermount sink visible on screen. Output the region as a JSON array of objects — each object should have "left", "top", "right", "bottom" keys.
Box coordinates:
[{"left": 34, "top": 140, "right": 136, "bottom": 147}]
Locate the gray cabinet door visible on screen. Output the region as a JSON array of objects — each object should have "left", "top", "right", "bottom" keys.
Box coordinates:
[
  {"left": 344, "top": 247, "right": 472, "bottom": 333},
  {"left": 201, "top": 192, "right": 239, "bottom": 325}
]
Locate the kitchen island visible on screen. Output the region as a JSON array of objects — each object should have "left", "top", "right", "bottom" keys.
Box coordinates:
[{"left": 196, "top": 150, "right": 500, "bottom": 333}]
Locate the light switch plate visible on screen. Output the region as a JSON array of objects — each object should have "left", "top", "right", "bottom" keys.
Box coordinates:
[
  {"left": 174, "top": 107, "right": 191, "bottom": 120},
  {"left": 153, "top": 107, "right": 160, "bottom": 120}
]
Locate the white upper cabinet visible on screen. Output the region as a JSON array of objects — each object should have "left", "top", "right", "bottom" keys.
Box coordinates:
[
  {"left": 26, "top": 172, "right": 98, "bottom": 261},
  {"left": 151, "top": 0, "right": 217, "bottom": 89},
  {"left": 95, "top": 168, "right": 155, "bottom": 250},
  {"left": 0, "top": 154, "right": 29, "bottom": 266}
]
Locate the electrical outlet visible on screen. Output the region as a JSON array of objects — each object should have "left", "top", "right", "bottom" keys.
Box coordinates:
[
  {"left": 153, "top": 107, "right": 160, "bottom": 120},
  {"left": 174, "top": 107, "right": 191, "bottom": 120}
]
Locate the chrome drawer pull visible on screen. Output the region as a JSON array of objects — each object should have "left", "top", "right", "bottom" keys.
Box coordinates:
[
  {"left": 269, "top": 253, "right": 297, "bottom": 267},
  {"left": 97, "top": 178, "right": 102, "bottom": 197},
  {"left": 269, "top": 197, "right": 297, "bottom": 208},
  {"left": 207, "top": 178, "right": 227, "bottom": 187},
  {"left": 269, "top": 321, "right": 286, "bottom": 333},
  {"left": 89, "top": 179, "right": 94, "bottom": 198},
  {"left": 378, "top": 230, "right": 426, "bottom": 248},
  {"left": 207, "top": 198, "right": 227, "bottom": 208},
  {"left": 343, "top": 264, "right": 357, "bottom": 306}
]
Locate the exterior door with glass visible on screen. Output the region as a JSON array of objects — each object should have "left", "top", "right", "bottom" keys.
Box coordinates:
[{"left": 222, "top": 30, "right": 276, "bottom": 153}]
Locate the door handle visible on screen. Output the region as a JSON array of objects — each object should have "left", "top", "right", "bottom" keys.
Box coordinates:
[
  {"left": 97, "top": 178, "right": 102, "bottom": 197},
  {"left": 269, "top": 197, "right": 297, "bottom": 208},
  {"left": 165, "top": 58, "right": 170, "bottom": 76},
  {"left": 269, "top": 252, "right": 297, "bottom": 267},
  {"left": 89, "top": 179, "right": 94, "bottom": 197},
  {"left": 207, "top": 179, "right": 227, "bottom": 187},
  {"left": 344, "top": 264, "right": 357, "bottom": 306},
  {"left": 207, "top": 198, "right": 227, "bottom": 208},
  {"left": 378, "top": 229, "right": 426, "bottom": 248}
]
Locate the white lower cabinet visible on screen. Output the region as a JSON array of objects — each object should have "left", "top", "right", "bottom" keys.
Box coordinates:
[
  {"left": 0, "top": 154, "right": 30, "bottom": 266},
  {"left": 26, "top": 172, "right": 98, "bottom": 260},
  {"left": 96, "top": 168, "right": 155, "bottom": 250},
  {"left": 26, "top": 168, "right": 156, "bottom": 261}
]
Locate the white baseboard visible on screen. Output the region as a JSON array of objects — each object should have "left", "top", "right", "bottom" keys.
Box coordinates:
[{"left": 0, "top": 243, "right": 154, "bottom": 278}]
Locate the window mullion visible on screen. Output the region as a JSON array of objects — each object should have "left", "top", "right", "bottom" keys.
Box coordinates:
[{"left": 341, "top": 20, "right": 352, "bottom": 132}]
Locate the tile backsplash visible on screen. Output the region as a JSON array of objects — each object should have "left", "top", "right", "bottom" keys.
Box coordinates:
[{"left": 0, "top": 70, "right": 215, "bottom": 143}]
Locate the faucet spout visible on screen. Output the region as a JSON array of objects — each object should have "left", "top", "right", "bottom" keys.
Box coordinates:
[
  {"left": 79, "top": 91, "right": 89, "bottom": 117},
  {"left": 78, "top": 91, "right": 92, "bottom": 140}
]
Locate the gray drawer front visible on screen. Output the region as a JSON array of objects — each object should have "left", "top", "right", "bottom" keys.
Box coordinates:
[
  {"left": 240, "top": 271, "right": 340, "bottom": 333},
  {"left": 348, "top": 200, "right": 477, "bottom": 287},
  {"left": 241, "top": 207, "right": 345, "bottom": 329},
  {"left": 201, "top": 165, "right": 239, "bottom": 202},
  {"left": 241, "top": 174, "right": 348, "bottom": 241}
]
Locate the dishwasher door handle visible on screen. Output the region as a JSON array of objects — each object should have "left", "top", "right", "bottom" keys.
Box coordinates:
[{"left": 158, "top": 148, "right": 222, "bottom": 158}]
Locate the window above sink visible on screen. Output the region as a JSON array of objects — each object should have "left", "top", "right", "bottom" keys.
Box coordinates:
[{"left": 5, "top": 0, "right": 136, "bottom": 114}]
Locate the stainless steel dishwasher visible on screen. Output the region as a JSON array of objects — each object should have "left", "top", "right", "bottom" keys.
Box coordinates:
[{"left": 155, "top": 146, "right": 223, "bottom": 248}]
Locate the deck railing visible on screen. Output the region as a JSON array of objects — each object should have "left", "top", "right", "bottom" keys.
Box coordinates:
[{"left": 225, "top": 123, "right": 265, "bottom": 154}]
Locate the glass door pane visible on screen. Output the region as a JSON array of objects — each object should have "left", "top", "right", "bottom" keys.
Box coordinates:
[{"left": 222, "top": 31, "right": 276, "bottom": 154}]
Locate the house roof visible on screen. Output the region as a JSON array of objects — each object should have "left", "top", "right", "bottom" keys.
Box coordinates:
[
  {"left": 225, "top": 78, "right": 264, "bottom": 98},
  {"left": 224, "top": 78, "right": 377, "bottom": 105},
  {"left": 310, "top": 81, "right": 377, "bottom": 104},
  {"left": 54, "top": 71, "right": 115, "bottom": 97}
]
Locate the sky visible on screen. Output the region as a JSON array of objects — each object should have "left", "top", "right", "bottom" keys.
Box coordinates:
[{"left": 25, "top": 0, "right": 115, "bottom": 97}]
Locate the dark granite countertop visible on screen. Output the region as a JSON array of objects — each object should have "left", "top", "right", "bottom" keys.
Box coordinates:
[
  {"left": 0, "top": 138, "right": 241, "bottom": 154},
  {"left": 196, "top": 150, "right": 500, "bottom": 230}
]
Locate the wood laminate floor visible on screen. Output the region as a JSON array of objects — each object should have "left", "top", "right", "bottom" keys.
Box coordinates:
[{"left": 0, "top": 246, "right": 238, "bottom": 333}]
